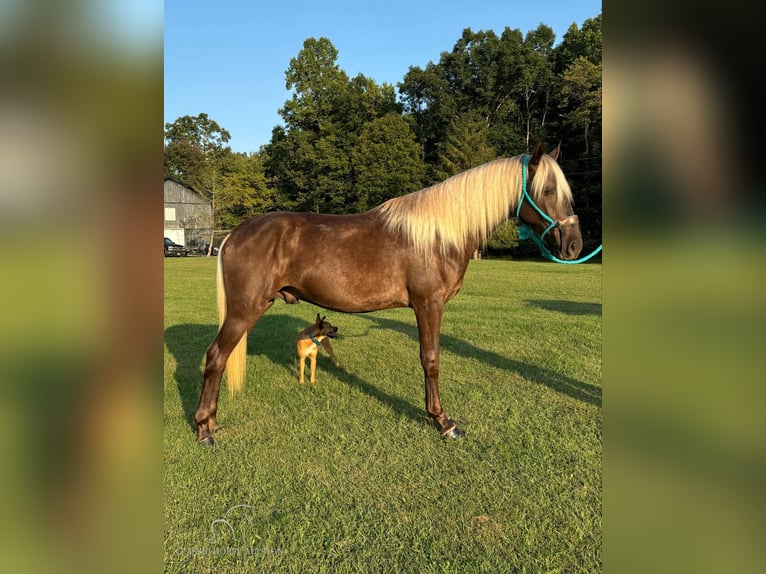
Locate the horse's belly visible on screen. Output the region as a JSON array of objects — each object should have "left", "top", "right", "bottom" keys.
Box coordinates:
[{"left": 292, "top": 273, "right": 410, "bottom": 313}]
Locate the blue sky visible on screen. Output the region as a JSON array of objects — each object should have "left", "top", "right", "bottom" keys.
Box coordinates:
[{"left": 164, "top": 0, "right": 601, "bottom": 153}]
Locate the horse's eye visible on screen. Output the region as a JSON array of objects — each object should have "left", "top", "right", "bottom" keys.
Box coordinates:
[{"left": 544, "top": 188, "right": 555, "bottom": 196}]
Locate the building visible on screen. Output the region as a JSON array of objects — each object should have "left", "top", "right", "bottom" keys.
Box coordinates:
[{"left": 164, "top": 178, "right": 213, "bottom": 249}]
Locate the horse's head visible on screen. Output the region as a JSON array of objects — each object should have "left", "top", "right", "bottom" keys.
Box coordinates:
[{"left": 518, "top": 141, "right": 583, "bottom": 261}]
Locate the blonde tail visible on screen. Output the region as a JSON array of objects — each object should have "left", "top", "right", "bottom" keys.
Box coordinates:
[{"left": 217, "top": 234, "right": 247, "bottom": 397}]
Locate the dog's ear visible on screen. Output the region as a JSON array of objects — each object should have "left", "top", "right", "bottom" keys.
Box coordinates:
[
  {"left": 315, "top": 313, "right": 321, "bottom": 323},
  {"left": 321, "top": 315, "right": 326, "bottom": 321}
]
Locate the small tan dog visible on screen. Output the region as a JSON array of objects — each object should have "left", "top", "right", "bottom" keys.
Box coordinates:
[{"left": 297, "top": 314, "right": 340, "bottom": 384}]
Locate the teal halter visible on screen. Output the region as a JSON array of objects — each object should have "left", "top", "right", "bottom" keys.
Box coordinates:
[
  {"left": 516, "top": 154, "right": 602, "bottom": 264},
  {"left": 308, "top": 333, "right": 322, "bottom": 347}
]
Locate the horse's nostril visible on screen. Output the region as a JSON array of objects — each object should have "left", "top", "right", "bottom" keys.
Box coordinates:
[{"left": 568, "top": 241, "right": 581, "bottom": 258}]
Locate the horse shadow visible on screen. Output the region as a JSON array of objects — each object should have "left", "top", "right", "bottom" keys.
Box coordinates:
[
  {"left": 164, "top": 322, "right": 216, "bottom": 430},
  {"left": 355, "top": 314, "right": 602, "bottom": 407},
  {"left": 525, "top": 299, "right": 602, "bottom": 316},
  {"left": 164, "top": 313, "right": 426, "bottom": 434}
]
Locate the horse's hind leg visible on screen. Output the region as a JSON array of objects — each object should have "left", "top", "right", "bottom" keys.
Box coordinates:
[
  {"left": 195, "top": 302, "right": 271, "bottom": 445},
  {"left": 195, "top": 318, "right": 247, "bottom": 444}
]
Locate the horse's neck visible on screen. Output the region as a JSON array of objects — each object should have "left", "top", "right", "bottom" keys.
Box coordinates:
[
  {"left": 459, "top": 212, "right": 512, "bottom": 262},
  {"left": 454, "top": 238, "right": 481, "bottom": 269}
]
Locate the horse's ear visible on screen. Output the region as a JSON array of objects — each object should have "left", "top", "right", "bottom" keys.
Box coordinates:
[
  {"left": 530, "top": 140, "right": 545, "bottom": 165},
  {"left": 548, "top": 142, "right": 561, "bottom": 161}
]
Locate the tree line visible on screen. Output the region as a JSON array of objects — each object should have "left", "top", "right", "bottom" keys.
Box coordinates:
[{"left": 164, "top": 13, "right": 601, "bottom": 255}]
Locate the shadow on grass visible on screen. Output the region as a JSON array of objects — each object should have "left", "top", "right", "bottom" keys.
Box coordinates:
[
  {"left": 164, "top": 313, "right": 426, "bottom": 435},
  {"left": 356, "top": 314, "right": 602, "bottom": 408},
  {"left": 526, "top": 299, "right": 602, "bottom": 316},
  {"left": 165, "top": 304, "right": 600, "bottom": 435},
  {"left": 164, "top": 323, "right": 215, "bottom": 431}
]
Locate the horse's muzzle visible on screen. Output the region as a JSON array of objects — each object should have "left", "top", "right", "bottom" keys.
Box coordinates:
[
  {"left": 556, "top": 215, "right": 583, "bottom": 260},
  {"left": 562, "top": 238, "right": 583, "bottom": 260}
]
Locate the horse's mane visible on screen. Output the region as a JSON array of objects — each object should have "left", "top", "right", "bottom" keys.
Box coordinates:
[{"left": 373, "top": 153, "right": 572, "bottom": 258}]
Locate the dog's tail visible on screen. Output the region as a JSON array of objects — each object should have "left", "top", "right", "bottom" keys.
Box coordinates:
[{"left": 217, "top": 234, "right": 247, "bottom": 397}]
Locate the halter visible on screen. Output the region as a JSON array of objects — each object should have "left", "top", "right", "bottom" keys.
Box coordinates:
[{"left": 516, "top": 154, "right": 603, "bottom": 264}]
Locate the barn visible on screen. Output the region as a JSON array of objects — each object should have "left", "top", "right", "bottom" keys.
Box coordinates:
[{"left": 164, "top": 178, "right": 213, "bottom": 250}]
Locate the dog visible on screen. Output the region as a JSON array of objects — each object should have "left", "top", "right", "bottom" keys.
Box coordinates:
[{"left": 297, "top": 314, "right": 339, "bottom": 384}]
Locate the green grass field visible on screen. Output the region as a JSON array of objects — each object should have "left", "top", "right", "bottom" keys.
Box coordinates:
[{"left": 164, "top": 257, "right": 601, "bottom": 573}]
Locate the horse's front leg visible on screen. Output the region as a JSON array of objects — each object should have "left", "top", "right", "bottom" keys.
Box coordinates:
[{"left": 413, "top": 299, "right": 465, "bottom": 439}]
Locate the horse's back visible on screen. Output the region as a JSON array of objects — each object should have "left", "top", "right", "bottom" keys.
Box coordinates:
[{"left": 225, "top": 211, "right": 395, "bottom": 260}]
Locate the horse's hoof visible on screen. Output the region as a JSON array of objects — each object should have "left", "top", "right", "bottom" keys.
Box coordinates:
[
  {"left": 198, "top": 436, "right": 215, "bottom": 446},
  {"left": 442, "top": 426, "right": 465, "bottom": 439}
]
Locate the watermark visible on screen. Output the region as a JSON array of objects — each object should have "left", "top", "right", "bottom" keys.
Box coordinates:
[
  {"left": 207, "top": 504, "right": 258, "bottom": 545},
  {"left": 172, "top": 504, "right": 284, "bottom": 558}
]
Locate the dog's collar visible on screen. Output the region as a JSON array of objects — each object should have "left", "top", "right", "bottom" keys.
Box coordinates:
[{"left": 308, "top": 334, "right": 322, "bottom": 347}]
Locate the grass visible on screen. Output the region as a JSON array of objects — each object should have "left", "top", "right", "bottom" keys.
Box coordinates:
[{"left": 164, "top": 257, "right": 601, "bottom": 573}]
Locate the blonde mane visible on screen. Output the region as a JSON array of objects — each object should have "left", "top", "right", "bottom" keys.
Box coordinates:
[{"left": 373, "top": 153, "right": 572, "bottom": 258}]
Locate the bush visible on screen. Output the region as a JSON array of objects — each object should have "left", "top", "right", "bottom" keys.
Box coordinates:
[{"left": 486, "top": 219, "right": 519, "bottom": 250}]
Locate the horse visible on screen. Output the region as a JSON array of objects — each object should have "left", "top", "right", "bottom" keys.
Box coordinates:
[{"left": 194, "top": 141, "right": 583, "bottom": 445}]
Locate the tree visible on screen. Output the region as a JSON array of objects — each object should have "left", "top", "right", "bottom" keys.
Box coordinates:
[
  {"left": 164, "top": 113, "right": 231, "bottom": 253},
  {"left": 398, "top": 62, "right": 457, "bottom": 168},
  {"left": 553, "top": 15, "right": 602, "bottom": 72},
  {"left": 164, "top": 113, "right": 231, "bottom": 191},
  {"left": 338, "top": 74, "right": 400, "bottom": 136},
  {"left": 519, "top": 24, "right": 556, "bottom": 148},
  {"left": 399, "top": 26, "right": 556, "bottom": 163},
  {"left": 549, "top": 14, "right": 602, "bottom": 248},
  {"left": 266, "top": 38, "right": 353, "bottom": 213},
  {"left": 217, "top": 151, "right": 275, "bottom": 228},
  {"left": 560, "top": 56, "right": 601, "bottom": 154},
  {"left": 434, "top": 112, "right": 496, "bottom": 180},
  {"left": 165, "top": 118, "right": 274, "bottom": 235},
  {"left": 267, "top": 38, "right": 415, "bottom": 214},
  {"left": 400, "top": 28, "right": 516, "bottom": 167},
  {"left": 485, "top": 220, "right": 519, "bottom": 253},
  {"left": 281, "top": 37, "right": 349, "bottom": 133},
  {"left": 351, "top": 115, "right": 425, "bottom": 211}
]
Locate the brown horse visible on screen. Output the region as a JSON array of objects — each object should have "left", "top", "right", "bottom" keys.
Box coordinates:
[{"left": 195, "top": 141, "right": 583, "bottom": 445}]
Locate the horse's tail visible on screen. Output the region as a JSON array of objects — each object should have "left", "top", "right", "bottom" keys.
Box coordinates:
[{"left": 217, "top": 234, "right": 247, "bottom": 397}]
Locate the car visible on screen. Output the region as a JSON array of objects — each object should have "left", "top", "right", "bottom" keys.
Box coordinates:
[
  {"left": 189, "top": 241, "right": 219, "bottom": 256},
  {"left": 164, "top": 237, "right": 189, "bottom": 257}
]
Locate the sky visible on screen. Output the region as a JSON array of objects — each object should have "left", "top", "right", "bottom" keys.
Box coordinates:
[{"left": 164, "top": 0, "right": 602, "bottom": 154}]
